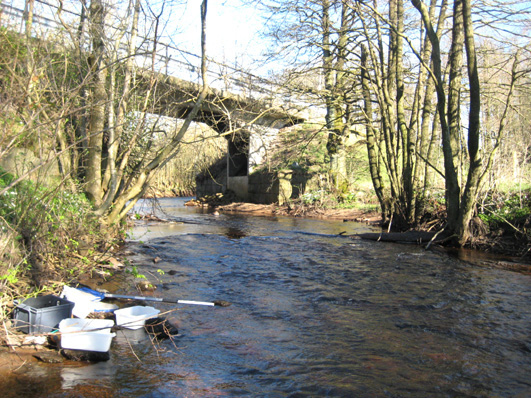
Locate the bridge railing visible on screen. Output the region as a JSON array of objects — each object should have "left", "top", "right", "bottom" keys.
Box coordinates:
[{"left": 1, "top": 0, "right": 323, "bottom": 118}]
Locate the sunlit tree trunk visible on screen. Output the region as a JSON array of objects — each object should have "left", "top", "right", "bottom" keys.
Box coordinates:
[
  {"left": 455, "top": 0, "right": 482, "bottom": 244},
  {"left": 361, "top": 44, "right": 388, "bottom": 221},
  {"left": 411, "top": 0, "right": 455, "bottom": 230},
  {"left": 95, "top": 0, "right": 141, "bottom": 216},
  {"left": 323, "top": 0, "right": 351, "bottom": 190},
  {"left": 85, "top": 0, "right": 107, "bottom": 206}
]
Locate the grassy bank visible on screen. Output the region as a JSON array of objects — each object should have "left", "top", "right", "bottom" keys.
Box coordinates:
[{"left": 0, "top": 167, "right": 124, "bottom": 322}]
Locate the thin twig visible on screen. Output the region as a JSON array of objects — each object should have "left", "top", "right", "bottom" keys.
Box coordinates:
[
  {"left": 119, "top": 329, "right": 142, "bottom": 363},
  {"left": 426, "top": 225, "right": 446, "bottom": 250}
]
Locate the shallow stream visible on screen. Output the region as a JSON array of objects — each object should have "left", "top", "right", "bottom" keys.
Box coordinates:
[{"left": 4, "top": 198, "right": 531, "bottom": 397}]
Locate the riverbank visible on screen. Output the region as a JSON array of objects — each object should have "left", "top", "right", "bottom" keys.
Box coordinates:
[
  {"left": 211, "top": 201, "right": 531, "bottom": 271},
  {"left": 217, "top": 202, "right": 382, "bottom": 223}
]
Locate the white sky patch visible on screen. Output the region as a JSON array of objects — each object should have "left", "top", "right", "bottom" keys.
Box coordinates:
[{"left": 173, "top": 0, "right": 264, "bottom": 70}]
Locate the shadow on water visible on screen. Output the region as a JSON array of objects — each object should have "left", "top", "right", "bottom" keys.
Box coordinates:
[
  {"left": 225, "top": 226, "right": 247, "bottom": 239},
  {"left": 4, "top": 197, "right": 530, "bottom": 397}
]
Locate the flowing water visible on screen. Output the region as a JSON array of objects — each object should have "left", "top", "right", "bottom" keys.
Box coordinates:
[{"left": 4, "top": 198, "right": 531, "bottom": 397}]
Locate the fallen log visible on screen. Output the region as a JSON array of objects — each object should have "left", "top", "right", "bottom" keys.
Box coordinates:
[{"left": 355, "top": 231, "right": 447, "bottom": 244}]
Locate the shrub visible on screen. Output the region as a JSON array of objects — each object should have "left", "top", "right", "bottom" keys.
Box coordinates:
[
  {"left": 0, "top": 166, "right": 103, "bottom": 319},
  {"left": 478, "top": 190, "right": 531, "bottom": 236}
]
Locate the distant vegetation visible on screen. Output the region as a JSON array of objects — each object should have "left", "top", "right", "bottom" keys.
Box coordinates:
[
  {"left": 268, "top": 124, "right": 379, "bottom": 209},
  {"left": 147, "top": 123, "right": 226, "bottom": 198}
]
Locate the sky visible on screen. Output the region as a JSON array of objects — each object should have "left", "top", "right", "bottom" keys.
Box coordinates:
[
  {"left": 5, "top": 0, "right": 268, "bottom": 73},
  {"left": 159, "top": 0, "right": 267, "bottom": 73}
]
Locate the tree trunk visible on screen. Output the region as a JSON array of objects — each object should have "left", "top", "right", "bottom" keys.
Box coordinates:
[
  {"left": 411, "top": 0, "right": 490, "bottom": 245},
  {"left": 95, "top": 0, "right": 140, "bottom": 217},
  {"left": 361, "top": 44, "right": 388, "bottom": 221},
  {"left": 411, "top": 0, "right": 460, "bottom": 232},
  {"left": 414, "top": 0, "right": 447, "bottom": 223},
  {"left": 23, "top": 0, "right": 35, "bottom": 39},
  {"left": 322, "top": 0, "right": 340, "bottom": 181},
  {"left": 395, "top": 0, "right": 415, "bottom": 223},
  {"left": 85, "top": 0, "right": 107, "bottom": 206},
  {"left": 323, "top": 0, "right": 351, "bottom": 190},
  {"left": 456, "top": 0, "right": 482, "bottom": 244},
  {"left": 444, "top": 0, "right": 465, "bottom": 232}
]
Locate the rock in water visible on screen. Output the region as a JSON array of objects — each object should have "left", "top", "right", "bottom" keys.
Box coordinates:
[
  {"left": 33, "top": 351, "right": 64, "bottom": 364},
  {"left": 61, "top": 349, "right": 110, "bottom": 362},
  {"left": 144, "top": 317, "right": 179, "bottom": 339}
]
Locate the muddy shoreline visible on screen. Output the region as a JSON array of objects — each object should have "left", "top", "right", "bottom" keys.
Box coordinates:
[{"left": 216, "top": 202, "right": 382, "bottom": 223}]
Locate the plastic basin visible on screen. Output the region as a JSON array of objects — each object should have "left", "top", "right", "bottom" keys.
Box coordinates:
[
  {"left": 60, "top": 330, "right": 116, "bottom": 352},
  {"left": 114, "top": 306, "right": 160, "bottom": 330},
  {"left": 59, "top": 318, "right": 116, "bottom": 352}
]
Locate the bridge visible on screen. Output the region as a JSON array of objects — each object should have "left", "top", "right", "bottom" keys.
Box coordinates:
[
  {"left": 0, "top": 1, "right": 324, "bottom": 202},
  {"left": 0, "top": 1, "right": 315, "bottom": 125},
  {"left": 144, "top": 70, "right": 306, "bottom": 132},
  {"left": 142, "top": 70, "right": 310, "bottom": 201}
]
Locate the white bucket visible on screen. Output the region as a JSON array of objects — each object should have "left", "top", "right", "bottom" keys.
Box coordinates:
[
  {"left": 60, "top": 330, "right": 116, "bottom": 352},
  {"left": 59, "top": 318, "right": 116, "bottom": 352},
  {"left": 114, "top": 306, "right": 160, "bottom": 330}
]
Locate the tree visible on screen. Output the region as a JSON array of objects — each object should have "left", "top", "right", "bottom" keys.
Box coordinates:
[
  {"left": 354, "top": 0, "right": 449, "bottom": 228},
  {"left": 73, "top": 0, "right": 211, "bottom": 224},
  {"left": 410, "top": 0, "right": 526, "bottom": 244},
  {"left": 322, "top": 0, "right": 355, "bottom": 190},
  {"left": 260, "top": 0, "right": 529, "bottom": 244},
  {"left": 257, "top": 0, "right": 359, "bottom": 192}
]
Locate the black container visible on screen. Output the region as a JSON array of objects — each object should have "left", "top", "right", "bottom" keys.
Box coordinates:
[{"left": 13, "top": 295, "right": 74, "bottom": 334}]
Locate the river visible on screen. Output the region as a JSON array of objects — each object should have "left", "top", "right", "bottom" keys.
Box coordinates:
[{"left": 4, "top": 198, "right": 531, "bottom": 397}]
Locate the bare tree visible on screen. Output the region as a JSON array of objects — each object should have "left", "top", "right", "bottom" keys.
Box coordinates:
[
  {"left": 354, "top": 0, "right": 449, "bottom": 227},
  {"left": 256, "top": 0, "right": 361, "bottom": 191},
  {"left": 411, "top": 0, "right": 527, "bottom": 244},
  {"left": 42, "top": 0, "right": 212, "bottom": 224},
  {"left": 259, "top": 0, "right": 529, "bottom": 244}
]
